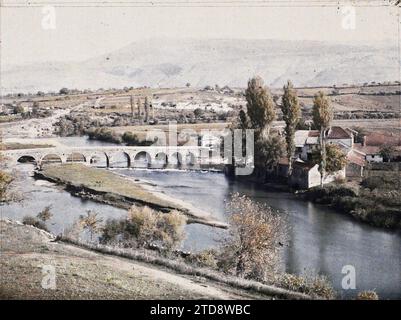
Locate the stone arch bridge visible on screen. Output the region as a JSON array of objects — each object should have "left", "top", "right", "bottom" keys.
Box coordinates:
[{"left": 2, "top": 146, "right": 212, "bottom": 168}]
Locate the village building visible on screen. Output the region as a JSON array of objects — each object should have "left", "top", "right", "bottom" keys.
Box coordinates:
[
  {"left": 353, "top": 131, "right": 401, "bottom": 163},
  {"left": 283, "top": 126, "right": 363, "bottom": 188}
]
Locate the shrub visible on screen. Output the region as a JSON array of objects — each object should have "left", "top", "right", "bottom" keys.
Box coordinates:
[
  {"left": 101, "top": 206, "right": 187, "bottom": 252},
  {"left": 277, "top": 273, "right": 336, "bottom": 299},
  {"left": 0, "top": 171, "right": 13, "bottom": 203},
  {"left": 357, "top": 290, "right": 379, "bottom": 300},
  {"left": 185, "top": 249, "right": 218, "bottom": 269},
  {"left": 22, "top": 216, "right": 48, "bottom": 232},
  {"left": 362, "top": 175, "right": 400, "bottom": 191},
  {"left": 306, "top": 185, "right": 358, "bottom": 204},
  {"left": 218, "top": 193, "right": 285, "bottom": 281},
  {"left": 79, "top": 210, "right": 103, "bottom": 241},
  {"left": 87, "top": 127, "right": 122, "bottom": 144},
  {"left": 122, "top": 132, "right": 139, "bottom": 146}
]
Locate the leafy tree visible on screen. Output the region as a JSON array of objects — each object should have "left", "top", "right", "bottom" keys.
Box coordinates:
[
  {"left": 379, "top": 145, "right": 395, "bottom": 162},
  {"left": 130, "top": 95, "right": 135, "bottom": 119},
  {"left": 137, "top": 98, "right": 142, "bottom": 121},
  {"left": 219, "top": 193, "right": 285, "bottom": 280},
  {"left": 238, "top": 109, "right": 248, "bottom": 130},
  {"left": 144, "top": 96, "right": 150, "bottom": 123},
  {"left": 79, "top": 210, "right": 103, "bottom": 241},
  {"left": 312, "top": 92, "right": 333, "bottom": 186},
  {"left": 245, "top": 76, "right": 276, "bottom": 136},
  {"left": 255, "top": 134, "right": 285, "bottom": 168},
  {"left": 312, "top": 144, "right": 347, "bottom": 177},
  {"left": 59, "top": 87, "right": 70, "bottom": 95},
  {"left": 281, "top": 80, "right": 301, "bottom": 175},
  {"left": 193, "top": 108, "right": 204, "bottom": 119},
  {"left": 312, "top": 91, "right": 333, "bottom": 132}
]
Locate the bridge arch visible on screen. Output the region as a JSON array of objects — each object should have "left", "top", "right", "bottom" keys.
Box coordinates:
[
  {"left": 17, "top": 155, "right": 36, "bottom": 164},
  {"left": 185, "top": 152, "right": 196, "bottom": 166},
  {"left": 154, "top": 152, "right": 168, "bottom": 168},
  {"left": 108, "top": 151, "right": 131, "bottom": 168},
  {"left": 133, "top": 151, "right": 151, "bottom": 168},
  {"left": 88, "top": 152, "right": 109, "bottom": 167},
  {"left": 66, "top": 152, "right": 86, "bottom": 163},
  {"left": 170, "top": 152, "right": 183, "bottom": 166},
  {"left": 41, "top": 153, "right": 63, "bottom": 164}
]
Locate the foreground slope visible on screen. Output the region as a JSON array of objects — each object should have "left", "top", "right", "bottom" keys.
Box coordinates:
[{"left": 0, "top": 219, "right": 271, "bottom": 300}]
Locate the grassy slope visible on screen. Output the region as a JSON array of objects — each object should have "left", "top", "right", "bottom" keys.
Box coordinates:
[{"left": 0, "top": 219, "right": 259, "bottom": 299}]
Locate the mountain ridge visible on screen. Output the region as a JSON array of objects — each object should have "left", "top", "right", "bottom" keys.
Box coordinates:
[{"left": 1, "top": 38, "right": 398, "bottom": 93}]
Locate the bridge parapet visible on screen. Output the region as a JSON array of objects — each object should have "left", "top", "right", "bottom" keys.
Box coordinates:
[{"left": 1, "top": 145, "right": 213, "bottom": 168}]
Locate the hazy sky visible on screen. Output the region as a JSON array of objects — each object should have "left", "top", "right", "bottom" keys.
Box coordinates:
[{"left": 1, "top": 1, "right": 399, "bottom": 65}]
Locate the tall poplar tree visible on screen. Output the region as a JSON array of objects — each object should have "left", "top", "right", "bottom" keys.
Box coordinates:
[
  {"left": 312, "top": 91, "right": 333, "bottom": 187},
  {"left": 245, "top": 76, "right": 276, "bottom": 137},
  {"left": 281, "top": 80, "right": 301, "bottom": 176}
]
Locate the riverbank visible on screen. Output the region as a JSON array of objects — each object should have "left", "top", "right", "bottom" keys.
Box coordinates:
[
  {"left": 301, "top": 184, "right": 401, "bottom": 229},
  {"left": 228, "top": 166, "right": 401, "bottom": 230},
  {"left": 35, "top": 164, "right": 228, "bottom": 228},
  {"left": 0, "top": 218, "right": 286, "bottom": 299}
]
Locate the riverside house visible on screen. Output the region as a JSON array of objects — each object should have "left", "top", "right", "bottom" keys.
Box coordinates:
[{"left": 278, "top": 126, "right": 363, "bottom": 188}]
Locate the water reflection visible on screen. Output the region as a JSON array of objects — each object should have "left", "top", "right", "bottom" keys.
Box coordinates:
[{"left": 119, "top": 169, "right": 401, "bottom": 299}]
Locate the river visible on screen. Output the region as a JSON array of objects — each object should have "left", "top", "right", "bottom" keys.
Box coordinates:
[{"left": 1, "top": 136, "right": 400, "bottom": 299}]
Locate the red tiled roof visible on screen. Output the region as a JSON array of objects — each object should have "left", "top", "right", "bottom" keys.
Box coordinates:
[
  {"left": 308, "top": 131, "right": 320, "bottom": 137},
  {"left": 327, "top": 126, "right": 352, "bottom": 139},
  {"left": 347, "top": 150, "right": 365, "bottom": 167},
  {"left": 365, "top": 132, "right": 401, "bottom": 147},
  {"left": 354, "top": 143, "right": 380, "bottom": 155}
]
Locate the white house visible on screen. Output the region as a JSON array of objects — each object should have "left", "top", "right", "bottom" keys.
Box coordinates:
[
  {"left": 354, "top": 144, "right": 383, "bottom": 163},
  {"left": 288, "top": 160, "right": 346, "bottom": 189},
  {"left": 294, "top": 126, "right": 353, "bottom": 162},
  {"left": 289, "top": 126, "right": 360, "bottom": 185}
]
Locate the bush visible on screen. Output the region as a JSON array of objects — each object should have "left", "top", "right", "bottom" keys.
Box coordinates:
[
  {"left": 122, "top": 132, "right": 140, "bottom": 146},
  {"left": 22, "top": 216, "right": 48, "bottom": 232},
  {"left": 87, "top": 127, "right": 122, "bottom": 144},
  {"left": 185, "top": 249, "right": 218, "bottom": 269},
  {"left": 357, "top": 290, "right": 379, "bottom": 300},
  {"left": 362, "top": 175, "right": 400, "bottom": 191},
  {"left": 101, "top": 206, "right": 187, "bottom": 252},
  {"left": 277, "top": 273, "right": 336, "bottom": 299},
  {"left": 0, "top": 171, "right": 13, "bottom": 203}
]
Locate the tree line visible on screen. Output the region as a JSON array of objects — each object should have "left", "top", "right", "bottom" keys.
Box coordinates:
[{"left": 238, "top": 76, "right": 347, "bottom": 186}]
